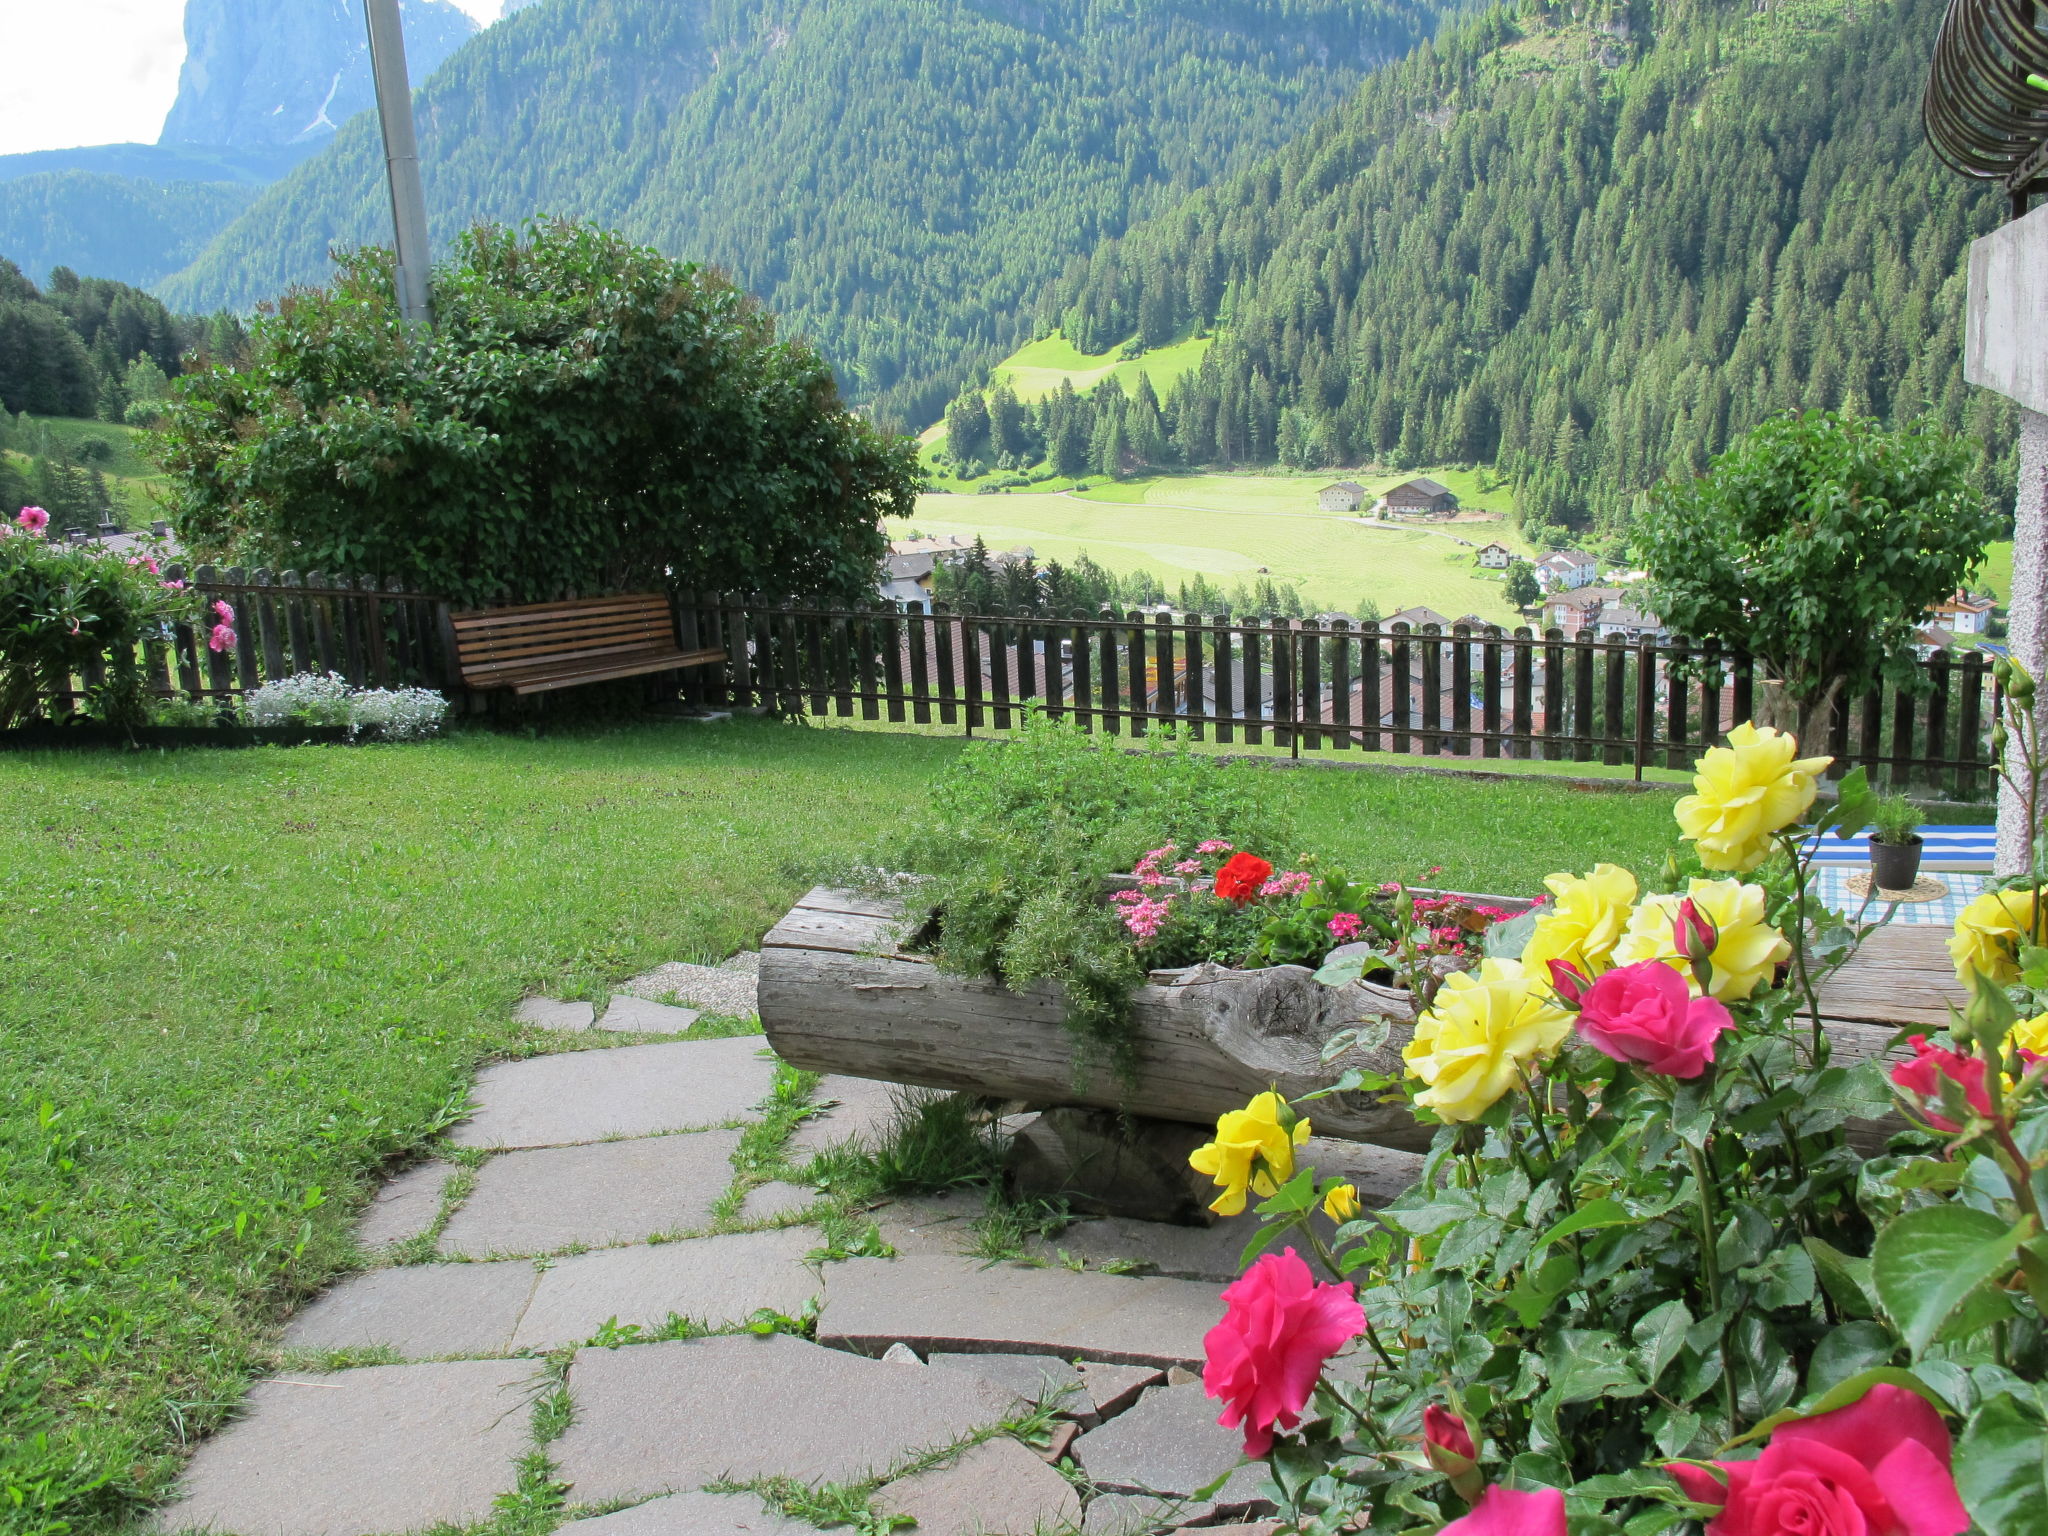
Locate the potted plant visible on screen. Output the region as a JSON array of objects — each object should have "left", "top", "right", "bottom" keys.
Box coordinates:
[{"left": 1868, "top": 790, "right": 1924, "bottom": 890}]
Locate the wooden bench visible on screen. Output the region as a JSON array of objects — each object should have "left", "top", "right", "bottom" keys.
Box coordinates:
[{"left": 449, "top": 593, "right": 725, "bottom": 695}]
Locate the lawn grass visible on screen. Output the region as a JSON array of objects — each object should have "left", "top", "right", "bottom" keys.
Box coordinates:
[
  {"left": 894, "top": 474, "right": 1531, "bottom": 619},
  {"left": 0, "top": 718, "right": 1682, "bottom": 1530}
]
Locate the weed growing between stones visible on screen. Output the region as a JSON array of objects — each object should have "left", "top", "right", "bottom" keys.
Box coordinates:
[
  {"left": 799, "top": 1088, "right": 1003, "bottom": 1200},
  {"left": 965, "top": 1195, "right": 1072, "bottom": 1263}
]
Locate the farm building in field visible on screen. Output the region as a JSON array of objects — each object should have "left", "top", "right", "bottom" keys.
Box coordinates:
[
  {"left": 1374, "top": 476, "right": 1458, "bottom": 517},
  {"left": 1476, "top": 542, "right": 1513, "bottom": 569},
  {"left": 1318, "top": 480, "right": 1369, "bottom": 512}
]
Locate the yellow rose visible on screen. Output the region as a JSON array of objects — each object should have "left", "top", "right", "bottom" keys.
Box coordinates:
[
  {"left": 1949, "top": 888, "right": 2040, "bottom": 985},
  {"left": 2009, "top": 1010, "right": 2048, "bottom": 1058},
  {"left": 1522, "top": 863, "right": 1639, "bottom": 983},
  {"left": 1402, "top": 958, "right": 1573, "bottom": 1123},
  {"left": 1612, "top": 878, "right": 1789, "bottom": 1000},
  {"left": 1188, "top": 1091, "right": 1312, "bottom": 1216},
  {"left": 1323, "top": 1183, "right": 1361, "bottom": 1222},
  {"left": 1674, "top": 723, "right": 1833, "bottom": 872}
]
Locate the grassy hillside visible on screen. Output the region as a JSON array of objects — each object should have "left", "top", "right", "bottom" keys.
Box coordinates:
[
  {"left": 991, "top": 331, "right": 1216, "bottom": 405},
  {"left": 897, "top": 469, "right": 1533, "bottom": 619},
  {"left": 4, "top": 417, "right": 166, "bottom": 525},
  {"left": 159, "top": 0, "right": 1440, "bottom": 430}
]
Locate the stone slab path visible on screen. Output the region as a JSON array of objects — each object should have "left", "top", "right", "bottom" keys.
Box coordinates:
[{"left": 153, "top": 987, "right": 1421, "bottom": 1536}]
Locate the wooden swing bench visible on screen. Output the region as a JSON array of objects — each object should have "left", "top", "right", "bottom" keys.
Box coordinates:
[{"left": 449, "top": 593, "right": 725, "bottom": 695}]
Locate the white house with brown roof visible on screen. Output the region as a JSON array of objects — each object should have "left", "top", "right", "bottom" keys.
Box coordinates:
[
  {"left": 1318, "top": 481, "right": 1369, "bottom": 512},
  {"left": 1534, "top": 550, "right": 1598, "bottom": 591},
  {"left": 1927, "top": 590, "right": 1996, "bottom": 635},
  {"left": 1476, "top": 541, "right": 1513, "bottom": 569}
]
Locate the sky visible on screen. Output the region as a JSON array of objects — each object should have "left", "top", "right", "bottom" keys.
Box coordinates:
[{"left": 0, "top": 0, "right": 504, "bottom": 157}]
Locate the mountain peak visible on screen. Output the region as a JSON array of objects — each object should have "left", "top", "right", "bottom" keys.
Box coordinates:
[{"left": 159, "top": 0, "right": 480, "bottom": 149}]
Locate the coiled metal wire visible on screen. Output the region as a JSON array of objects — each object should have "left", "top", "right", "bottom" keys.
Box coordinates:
[{"left": 1924, "top": 0, "right": 2048, "bottom": 199}]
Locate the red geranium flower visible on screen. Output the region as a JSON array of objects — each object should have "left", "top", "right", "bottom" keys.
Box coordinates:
[{"left": 1214, "top": 851, "right": 1274, "bottom": 905}]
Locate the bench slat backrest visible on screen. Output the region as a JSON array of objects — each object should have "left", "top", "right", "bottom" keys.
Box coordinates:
[{"left": 450, "top": 594, "right": 679, "bottom": 682}]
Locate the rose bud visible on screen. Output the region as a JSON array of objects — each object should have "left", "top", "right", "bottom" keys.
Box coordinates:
[
  {"left": 1423, "top": 1404, "right": 1484, "bottom": 1505},
  {"left": 1546, "top": 958, "right": 1590, "bottom": 1007},
  {"left": 1674, "top": 897, "right": 1718, "bottom": 962}
]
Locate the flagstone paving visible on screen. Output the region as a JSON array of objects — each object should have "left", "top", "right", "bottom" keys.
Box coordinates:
[{"left": 155, "top": 975, "right": 1425, "bottom": 1536}]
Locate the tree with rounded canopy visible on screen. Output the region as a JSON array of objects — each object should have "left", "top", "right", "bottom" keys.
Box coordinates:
[
  {"left": 1638, "top": 411, "right": 2000, "bottom": 747},
  {"left": 155, "top": 220, "right": 915, "bottom": 606},
  {"left": 1503, "top": 559, "right": 1540, "bottom": 610}
]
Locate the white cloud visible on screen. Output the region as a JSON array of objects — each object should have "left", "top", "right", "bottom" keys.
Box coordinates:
[{"left": 0, "top": 0, "right": 188, "bottom": 156}]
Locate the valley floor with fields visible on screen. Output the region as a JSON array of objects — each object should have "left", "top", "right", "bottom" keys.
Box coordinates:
[{"left": 898, "top": 469, "right": 1529, "bottom": 620}]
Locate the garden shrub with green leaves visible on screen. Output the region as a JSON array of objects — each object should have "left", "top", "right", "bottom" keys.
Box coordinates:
[
  {"left": 154, "top": 220, "right": 917, "bottom": 607},
  {"left": 1187, "top": 713, "right": 2048, "bottom": 1536},
  {"left": 0, "top": 512, "right": 216, "bottom": 729}
]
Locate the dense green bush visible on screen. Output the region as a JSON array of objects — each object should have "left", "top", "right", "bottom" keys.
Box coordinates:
[{"left": 155, "top": 220, "right": 917, "bottom": 606}]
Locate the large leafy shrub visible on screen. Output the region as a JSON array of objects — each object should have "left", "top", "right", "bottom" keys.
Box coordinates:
[
  {"left": 1639, "top": 411, "right": 1998, "bottom": 746},
  {"left": 154, "top": 220, "right": 917, "bottom": 606}
]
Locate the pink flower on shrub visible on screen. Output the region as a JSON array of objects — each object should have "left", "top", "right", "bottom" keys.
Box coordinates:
[
  {"left": 1666, "top": 1383, "right": 1968, "bottom": 1536},
  {"left": 1203, "top": 1247, "right": 1363, "bottom": 1456},
  {"left": 127, "top": 554, "right": 160, "bottom": 574},
  {"left": 1887, "top": 1034, "right": 2039, "bottom": 1132},
  {"left": 1173, "top": 859, "right": 1203, "bottom": 875},
  {"left": 1122, "top": 895, "right": 1173, "bottom": 941},
  {"left": 1575, "top": 959, "right": 1734, "bottom": 1079},
  {"left": 1327, "top": 912, "right": 1364, "bottom": 941},
  {"left": 161, "top": 579, "right": 186, "bottom": 591},
  {"left": 1111, "top": 888, "right": 1145, "bottom": 906},
  {"left": 208, "top": 623, "right": 236, "bottom": 653},
  {"left": 1197, "top": 839, "right": 1233, "bottom": 854},
  {"left": 1439, "top": 1487, "right": 1566, "bottom": 1536},
  {"left": 1259, "top": 870, "right": 1313, "bottom": 899},
  {"left": 15, "top": 506, "right": 49, "bottom": 532},
  {"left": 212, "top": 600, "right": 235, "bottom": 624}
]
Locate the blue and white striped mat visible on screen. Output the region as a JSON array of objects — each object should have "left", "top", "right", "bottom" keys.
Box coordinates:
[
  {"left": 1799, "top": 825, "right": 1995, "bottom": 872},
  {"left": 1809, "top": 866, "right": 1985, "bottom": 925}
]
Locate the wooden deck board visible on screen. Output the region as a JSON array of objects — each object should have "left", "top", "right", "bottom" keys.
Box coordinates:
[{"left": 1813, "top": 925, "right": 1964, "bottom": 1031}]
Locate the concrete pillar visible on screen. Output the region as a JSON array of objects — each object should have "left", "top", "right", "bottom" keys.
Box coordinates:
[{"left": 1998, "top": 409, "right": 2048, "bottom": 873}]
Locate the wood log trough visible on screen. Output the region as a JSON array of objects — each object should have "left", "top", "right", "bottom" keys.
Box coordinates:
[{"left": 760, "top": 887, "right": 1956, "bottom": 1158}]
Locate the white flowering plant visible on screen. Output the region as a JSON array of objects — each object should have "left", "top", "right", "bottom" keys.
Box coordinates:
[{"left": 238, "top": 672, "right": 448, "bottom": 741}]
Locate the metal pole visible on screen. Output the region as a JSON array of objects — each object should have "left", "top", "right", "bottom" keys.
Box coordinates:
[{"left": 362, "top": 0, "right": 433, "bottom": 325}]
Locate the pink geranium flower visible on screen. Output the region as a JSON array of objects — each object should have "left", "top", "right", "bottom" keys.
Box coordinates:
[
  {"left": 1327, "top": 912, "right": 1364, "bottom": 941},
  {"left": 1439, "top": 1487, "right": 1566, "bottom": 1536},
  {"left": 15, "top": 505, "right": 49, "bottom": 532},
  {"left": 1575, "top": 959, "right": 1734, "bottom": 1079},
  {"left": 1666, "top": 1383, "right": 1968, "bottom": 1536},
  {"left": 1203, "top": 1247, "right": 1363, "bottom": 1456}
]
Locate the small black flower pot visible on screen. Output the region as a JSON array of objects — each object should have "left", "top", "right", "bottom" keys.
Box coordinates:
[{"left": 1870, "top": 836, "right": 1925, "bottom": 893}]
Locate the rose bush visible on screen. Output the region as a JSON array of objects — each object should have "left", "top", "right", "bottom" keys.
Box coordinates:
[{"left": 1182, "top": 715, "right": 2048, "bottom": 1536}]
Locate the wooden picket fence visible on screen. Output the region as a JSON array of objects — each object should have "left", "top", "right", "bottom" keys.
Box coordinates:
[
  {"left": 675, "top": 594, "right": 2001, "bottom": 796},
  {"left": 43, "top": 565, "right": 451, "bottom": 711}
]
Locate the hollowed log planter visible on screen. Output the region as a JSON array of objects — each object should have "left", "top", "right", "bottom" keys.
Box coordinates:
[{"left": 759, "top": 885, "right": 1449, "bottom": 1150}]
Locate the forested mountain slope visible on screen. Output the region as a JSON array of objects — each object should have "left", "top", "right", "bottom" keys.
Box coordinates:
[
  {"left": 159, "top": 0, "right": 1440, "bottom": 427},
  {"left": 0, "top": 173, "right": 258, "bottom": 288},
  {"left": 1011, "top": 0, "right": 2011, "bottom": 535}
]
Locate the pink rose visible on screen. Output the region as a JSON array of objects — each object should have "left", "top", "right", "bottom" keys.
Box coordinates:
[
  {"left": 1328, "top": 912, "right": 1364, "bottom": 941},
  {"left": 1667, "top": 1384, "right": 1968, "bottom": 1536},
  {"left": 1887, "top": 1034, "right": 2040, "bottom": 1132},
  {"left": 208, "top": 623, "right": 236, "bottom": 653},
  {"left": 1424, "top": 1404, "right": 1477, "bottom": 1462},
  {"left": 1675, "top": 896, "right": 1718, "bottom": 962},
  {"left": 15, "top": 505, "right": 49, "bottom": 532},
  {"left": 1546, "top": 959, "right": 1591, "bottom": 1006},
  {"left": 1576, "top": 959, "right": 1734, "bottom": 1078},
  {"left": 212, "top": 600, "right": 235, "bottom": 624},
  {"left": 1439, "top": 1486, "right": 1566, "bottom": 1536},
  {"left": 1203, "top": 1247, "right": 1363, "bottom": 1456}
]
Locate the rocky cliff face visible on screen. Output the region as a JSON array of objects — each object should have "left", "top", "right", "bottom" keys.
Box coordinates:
[{"left": 159, "top": 0, "right": 479, "bottom": 148}]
